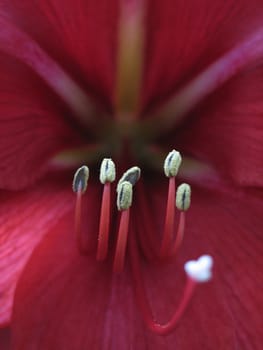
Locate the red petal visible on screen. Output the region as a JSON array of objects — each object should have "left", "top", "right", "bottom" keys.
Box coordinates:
[
  {"left": 0, "top": 327, "right": 10, "bottom": 349},
  {"left": 11, "top": 214, "right": 176, "bottom": 350},
  {"left": 142, "top": 0, "right": 263, "bottom": 112},
  {"left": 1, "top": 0, "right": 118, "bottom": 108},
  {"left": 0, "top": 51, "right": 79, "bottom": 189},
  {"left": 11, "top": 182, "right": 263, "bottom": 349},
  {"left": 0, "top": 178, "right": 74, "bottom": 325},
  {"left": 176, "top": 66, "right": 263, "bottom": 186},
  {"left": 11, "top": 199, "right": 145, "bottom": 349},
  {"left": 0, "top": 6, "right": 118, "bottom": 190},
  {"left": 189, "top": 186, "right": 263, "bottom": 349},
  {"left": 11, "top": 182, "right": 151, "bottom": 349}
]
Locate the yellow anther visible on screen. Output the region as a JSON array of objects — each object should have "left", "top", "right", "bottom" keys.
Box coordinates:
[
  {"left": 164, "top": 150, "right": 182, "bottom": 177},
  {"left": 99, "top": 158, "right": 116, "bottom": 184},
  {"left": 117, "top": 181, "right": 133, "bottom": 211},
  {"left": 117, "top": 166, "right": 141, "bottom": 192},
  {"left": 176, "top": 183, "right": 191, "bottom": 211}
]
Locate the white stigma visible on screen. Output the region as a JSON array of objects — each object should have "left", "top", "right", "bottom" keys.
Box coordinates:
[
  {"left": 72, "top": 165, "right": 89, "bottom": 193},
  {"left": 164, "top": 150, "right": 182, "bottom": 177},
  {"left": 117, "top": 181, "right": 133, "bottom": 211},
  {"left": 184, "top": 255, "right": 213, "bottom": 282},
  {"left": 176, "top": 183, "right": 191, "bottom": 211},
  {"left": 99, "top": 158, "right": 116, "bottom": 184}
]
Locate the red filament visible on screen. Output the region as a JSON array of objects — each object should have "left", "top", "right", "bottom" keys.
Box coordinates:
[
  {"left": 113, "top": 209, "right": 130, "bottom": 273},
  {"left": 97, "top": 182, "right": 111, "bottom": 261},
  {"left": 160, "top": 177, "right": 176, "bottom": 258},
  {"left": 74, "top": 187, "right": 84, "bottom": 253},
  {"left": 171, "top": 211, "right": 186, "bottom": 256}
]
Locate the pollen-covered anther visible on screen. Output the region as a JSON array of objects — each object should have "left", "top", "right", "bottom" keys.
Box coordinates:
[
  {"left": 72, "top": 165, "right": 89, "bottom": 193},
  {"left": 176, "top": 183, "right": 191, "bottom": 211},
  {"left": 184, "top": 255, "right": 213, "bottom": 282},
  {"left": 117, "top": 166, "right": 141, "bottom": 192},
  {"left": 164, "top": 149, "right": 182, "bottom": 177},
  {"left": 99, "top": 158, "right": 116, "bottom": 184},
  {"left": 117, "top": 181, "right": 133, "bottom": 211}
]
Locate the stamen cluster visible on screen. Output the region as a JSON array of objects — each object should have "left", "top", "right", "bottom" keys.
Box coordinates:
[{"left": 72, "top": 150, "right": 213, "bottom": 335}]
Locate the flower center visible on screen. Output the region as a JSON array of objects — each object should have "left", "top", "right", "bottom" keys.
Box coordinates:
[{"left": 72, "top": 150, "right": 213, "bottom": 335}]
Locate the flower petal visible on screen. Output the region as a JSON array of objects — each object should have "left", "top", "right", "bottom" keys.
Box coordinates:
[
  {"left": 142, "top": 0, "right": 263, "bottom": 113},
  {"left": 11, "top": 213, "right": 186, "bottom": 350},
  {"left": 188, "top": 186, "right": 263, "bottom": 349},
  {"left": 0, "top": 50, "right": 80, "bottom": 189},
  {"left": 175, "top": 66, "right": 263, "bottom": 186},
  {"left": 11, "top": 213, "right": 141, "bottom": 349},
  {"left": 0, "top": 327, "right": 10, "bottom": 349},
  {"left": 1, "top": 0, "right": 118, "bottom": 108},
  {"left": 0, "top": 178, "right": 74, "bottom": 325},
  {"left": 0, "top": 13, "right": 103, "bottom": 128}
]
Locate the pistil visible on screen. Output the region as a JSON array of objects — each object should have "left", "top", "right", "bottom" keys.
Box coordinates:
[{"left": 130, "top": 231, "right": 213, "bottom": 335}]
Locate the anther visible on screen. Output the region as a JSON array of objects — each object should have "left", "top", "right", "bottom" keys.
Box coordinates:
[
  {"left": 114, "top": 179, "right": 135, "bottom": 273},
  {"left": 99, "top": 158, "right": 116, "bottom": 184},
  {"left": 164, "top": 149, "right": 182, "bottom": 177},
  {"left": 176, "top": 183, "right": 191, "bottom": 211},
  {"left": 72, "top": 165, "right": 89, "bottom": 193},
  {"left": 97, "top": 159, "right": 116, "bottom": 261},
  {"left": 117, "top": 166, "right": 141, "bottom": 192},
  {"left": 73, "top": 166, "right": 89, "bottom": 254},
  {"left": 117, "top": 181, "right": 133, "bottom": 211},
  {"left": 160, "top": 150, "right": 182, "bottom": 258},
  {"left": 170, "top": 183, "right": 191, "bottom": 256}
]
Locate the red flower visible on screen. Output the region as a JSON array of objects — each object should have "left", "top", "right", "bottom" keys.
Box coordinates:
[{"left": 0, "top": 1, "right": 263, "bottom": 349}]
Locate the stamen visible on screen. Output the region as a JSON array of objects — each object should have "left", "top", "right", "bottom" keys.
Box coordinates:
[
  {"left": 171, "top": 211, "right": 186, "bottom": 256},
  {"left": 164, "top": 150, "right": 182, "bottom": 177},
  {"left": 117, "top": 181, "right": 133, "bottom": 211},
  {"left": 130, "top": 230, "right": 213, "bottom": 335},
  {"left": 117, "top": 166, "right": 141, "bottom": 192},
  {"left": 160, "top": 150, "right": 182, "bottom": 258},
  {"left": 176, "top": 183, "right": 191, "bottom": 211},
  {"left": 171, "top": 183, "right": 191, "bottom": 256},
  {"left": 72, "top": 165, "right": 89, "bottom": 194},
  {"left": 113, "top": 181, "right": 133, "bottom": 273},
  {"left": 72, "top": 166, "right": 89, "bottom": 254},
  {"left": 70, "top": 156, "right": 213, "bottom": 337},
  {"left": 99, "top": 158, "right": 116, "bottom": 184},
  {"left": 97, "top": 159, "right": 116, "bottom": 261}
]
